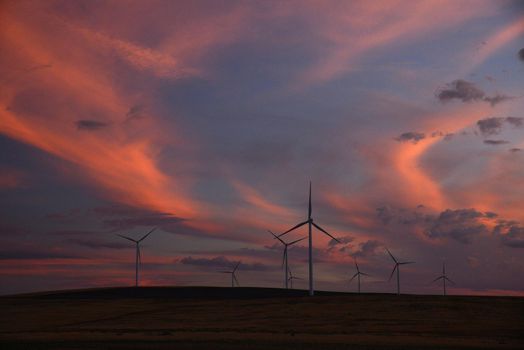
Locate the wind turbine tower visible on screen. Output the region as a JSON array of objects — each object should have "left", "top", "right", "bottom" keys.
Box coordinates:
[
  {"left": 117, "top": 227, "right": 156, "bottom": 287},
  {"left": 349, "top": 258, "right": 370, "bottom": 294},
  {"left": 268, "top": 230, "right": 306, "bottom": 289},
  {"left": 386, "top": 248, "right": 414, "bottom": 295},
  {"left": 431, "top": 262, "right": 455, "bottom": 296},
  {"left": 220, "top": 261, "right": 241, "bottom": 287},
  {"left": 279, "top": 182, "right": 340, "bottom": 296},
  {"left": 287, "top": 268, "right": 301, "bottom": 289}
]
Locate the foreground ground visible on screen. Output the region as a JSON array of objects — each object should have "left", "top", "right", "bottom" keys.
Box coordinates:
[{"left": 1, "top": 287, "right": 523, "bottom": 349}]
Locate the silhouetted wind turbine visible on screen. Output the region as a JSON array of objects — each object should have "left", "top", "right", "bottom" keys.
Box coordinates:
[
  {"left": 431, "top": 262, "right": 455, "bottom": 296},
  {"left": 268, "top": 230, "right": 306, "bottom": 289},
  {"left": 349, "top": 258, "right": 370, "bottom": 294},
  {"left": 288, "top": 268, "right": 301, "bottom": 289},
  {"left": 279, "top": 182, "right": 340, "bottom": 296},
  {"left": 220, "top": 261, "right": 241, "bottom": 287},
  {"left": 386, "top": 248, "right": 414, "bottom": 295},
  {"left": 117, "top": 227, "right": 156, "bottom": 287}
]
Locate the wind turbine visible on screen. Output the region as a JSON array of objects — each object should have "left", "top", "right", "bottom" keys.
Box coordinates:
[
  {"left": 287, "top": 268, "right": 301, "bottom": 289},
  {"left": 268, "top": 230, "right": 306, "bottom": 289},
  {"left": 386, "top": 248, "right": 414, "bottom": 295},
  {"left": 349, "top": 258, "right": 370, "bottom": 294},
  {"left": 279, "top": 182, "right": 340, "bottom": 296},
  {"left": 220, "top": 261, "right": 241, "bottom": 287},
  {"left": 117, "top": 227, "right": 156, "bottom": 287},
  {"left": 431, "top": 262, "right": 455, "bottom": 296}
]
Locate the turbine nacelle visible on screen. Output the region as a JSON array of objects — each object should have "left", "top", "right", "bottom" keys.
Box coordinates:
[
  {"left": 386, "top": 248, "right": 414, "bottom": 295},
  {"left": 277, "top": 182, "right": 340, "bottom": 296},
  {"left": 116, "top": 227, "right": 156, "bottom": 287}
]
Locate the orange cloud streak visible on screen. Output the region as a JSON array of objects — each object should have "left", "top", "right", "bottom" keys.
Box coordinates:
[{"left": 0, "top": 7, "right": 208, "bottom": 220}]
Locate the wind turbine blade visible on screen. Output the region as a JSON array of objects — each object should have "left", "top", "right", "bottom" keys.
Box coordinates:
[
  {"left": 349, "top": 273, "right": 358, "bottom": 282},
  {"left": 282, "top": 248, "right": 287, "bottom": 269},
  {"left": 288, "top": 236, "right": 307, "bottom": 246},
  {"left": 279, "top": 220, "right": 309, "bottom": 237},
  {"left": 233, "top": 274, "right": 239, "bottom": 286},
  {"left": 431, "top": 276, "right": 443, "bottom": 283},
  {"left": 386, "top": 248, "right": 397, "bottom": 263},
  {"left": 268, "top": 230, "right": 285, "bottom": 244},
  {"left": 445, "top": 277, "right": 456, "bottom": 285},
  {"left": 360, "top": 272, "right": 371, "bottom": 277},
  {"left": 388, "top": 264, "right": 397, "bottom": 281},
  {"left": 311, "top": 222, "right": 340, "bottom": 243},
  {"left": 219, "top": 271, "right": 231, "bottom": 274},
  {"left": 308, "top": 181, "right": 312, "bottom": 219},
  {"left": 139, "top": 227, "right": 156, "bottom": 242},
  {"left": 117, "top": 234, "right": 137, "bottom": 243},
  {"left": 399, "top": 261, "right": 415, "bottom": 265},
  {"left": 354, "top": 258, "right": 360, "bottom": 272},
  {"left": 233, "top": 261, "right": 241, "bottom": 272}
]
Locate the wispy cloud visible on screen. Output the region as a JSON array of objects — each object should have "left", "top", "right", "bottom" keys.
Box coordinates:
[
  {"left": 483, "top": 139, "right": 510, "bottom": 145},
  {"left": 436, "top": 80, "right": 512, "bottom": 106},
  {"left": 75, "top": 120, "right": 110, "bottom": 131},
  {"left": 395, "top": 131, "right": 426, "bottom": 144}
]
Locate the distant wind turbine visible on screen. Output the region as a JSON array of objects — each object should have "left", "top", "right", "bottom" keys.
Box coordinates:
[
  {"left": 431, "top": 262, "right": 455, "bottom": 296},
  {"left": 117, "top": 227, "right": 156, "bottom": 287},
  {"left": 220, "top": 261, "right": 241, "bottom": 287},
  {"left": 288, "top": 268, "right": 301, "bottom": 289},
  {"left": 349, "top": 258, "right": 370, "bottom": 294},
  {"left": 268, "top": 230, "right": 306, "bottom": 289},
  {"left": 279, "top": 182, "right": 340, "bottom": 296},
  {"left": 386, "top": 248, "right": 414, "bottom": 295}
]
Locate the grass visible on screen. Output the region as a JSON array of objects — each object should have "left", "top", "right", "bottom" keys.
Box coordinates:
[{"left": 1, "top": 286, "right": 523, "bottom": 349}]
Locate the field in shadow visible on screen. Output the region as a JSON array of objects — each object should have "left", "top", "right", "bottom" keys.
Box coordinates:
[{"left": 1, "top": 287, "right": 523, "bottom": 349}]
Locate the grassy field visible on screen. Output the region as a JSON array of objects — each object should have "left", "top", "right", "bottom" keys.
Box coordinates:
[{"left": 1, "top": 287, "right": 523, "bottom": 349}]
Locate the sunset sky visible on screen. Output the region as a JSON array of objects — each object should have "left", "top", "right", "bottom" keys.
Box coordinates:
[{"left": 1, "top": 0, "right": 524, "bottom": 296}]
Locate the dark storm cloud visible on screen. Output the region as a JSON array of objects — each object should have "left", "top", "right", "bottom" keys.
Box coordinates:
[
  {"left": 518, "top": 48, "right": 524, "bottom": 62},
  {"left": 179, "top": 256, "right": 273, "bottom": 271},
  {"left": 484, "top": 139, "right": 510, "bottom": 145},
  {"left": 505, "top": 116, "right": 523, "bottom": 127},
  {"left": 66, "top": 238, "right": 130, "bottom": 249},
  {"left": 352, "top": 240, "right": 384, "bottom": 258},
  {"left": 327, "top": 236, "right": 355, "bottom": 254},
  {"left": 328, "top": 236, "right": 353, "bottom": 247},
  {"left": 437, "top": 80, "right": 485, "bottom": 103},
  {"left": 75, "top": 119, "right": 109, "bottom": 131},
  {"left": 476, "top": 116, "right": 523, "bottom": 136},
  {"left": 426, "top": 209, "right": 491, "bottom": 244},
  {"left": 395, "top": 131, "right": 425, "bottom": 144},
  {"left": 500, "top": 226, "right": 524, "bottom": 248},
  {"left": 493, "top": 219, "right": 519, "bottom": 235},
  {"left": 477, "top": 117, "right": 505, "bottom": 136},
  {"left": 484, "top": 94, "right": 513, "bottom": 106},
  {"left": 378, "top": 206, "right": 500, "bottom": 244},
  {"left": 436, "top": 80, "right": 511, "bottom": 106}
]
